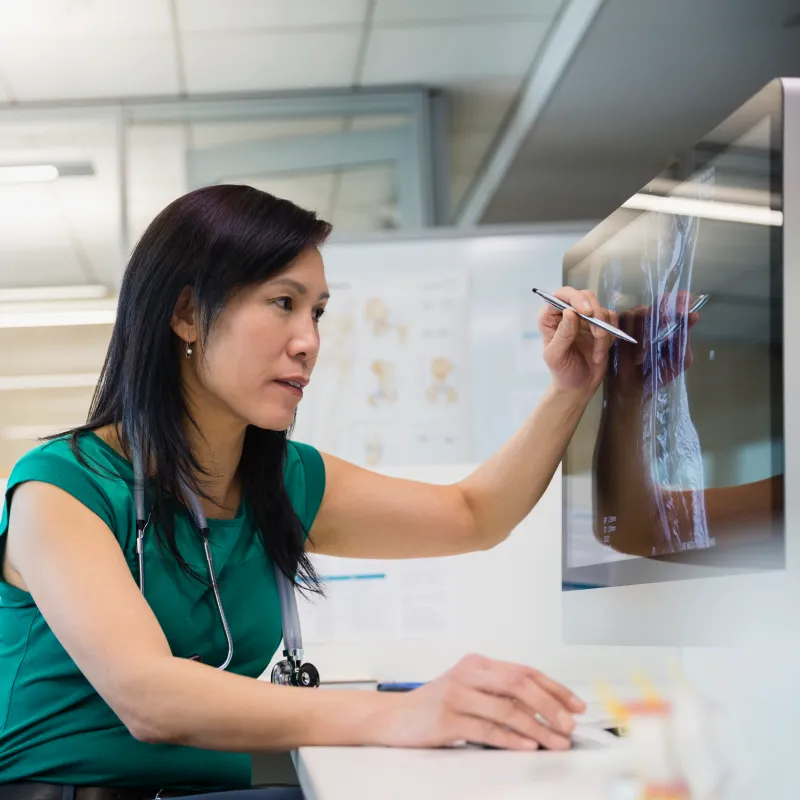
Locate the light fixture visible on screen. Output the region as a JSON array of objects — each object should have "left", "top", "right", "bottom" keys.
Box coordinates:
[
  {"left": 0, "top": 308, "right": 117, "bottom": 328},
  {"left": 0, "top": 298, "right": 117, "bottom": 328},
  {"left": 0, "top": 165, "right": 59, "bottom": 184},
  {"left": 0, "top": 285, "right": 108, "bottom": 302},
  {"left": 0, "top": 160, "right": 95, "bottom": 185},
  {"left": 622, "top": 193, "right": 783, "bottom": 227},
  {"left": 0, "top": 373, "right": 100, "bottom": 391}
]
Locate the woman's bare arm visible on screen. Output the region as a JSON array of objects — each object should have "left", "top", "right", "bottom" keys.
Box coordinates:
[
  {"left": 6, "top": 480, "right": 584, "bottom": 753},
  {"left": 5, "top": 481, "right": 386, "bottom": 751}
]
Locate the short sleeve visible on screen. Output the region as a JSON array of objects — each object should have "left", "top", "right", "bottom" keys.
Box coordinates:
[
  {"left": 0, "top": 440, "right": 117, "bottom": 541},
  {"left": 284, "top": 441, "right": 326, "bottom": 534}
]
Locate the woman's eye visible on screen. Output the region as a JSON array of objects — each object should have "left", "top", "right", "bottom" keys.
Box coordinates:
[
  {"left": 275, "top": 297, "right": 292, "bottom": 311},
  {"left": 313, "top": 307, "right": 326, "bottom": 322}
]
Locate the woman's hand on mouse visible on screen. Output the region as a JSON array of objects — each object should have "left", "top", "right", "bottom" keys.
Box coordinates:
[{"left": 369, "top": 653, "right": 585, "bottom": 751}]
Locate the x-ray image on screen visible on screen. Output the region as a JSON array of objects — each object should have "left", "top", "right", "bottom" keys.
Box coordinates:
[
  {"left": 597, "top": 206, "right": 711, "bottom": 557},
  {"left": 562, "top": 82, "right": 784, "bottom": 588}
]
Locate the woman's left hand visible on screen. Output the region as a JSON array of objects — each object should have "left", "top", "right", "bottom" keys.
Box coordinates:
[{"left": 538, "top": 287, "right": 616, "bottom": 395}]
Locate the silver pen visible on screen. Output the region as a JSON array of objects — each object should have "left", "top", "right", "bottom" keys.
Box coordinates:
[
  {"left": 655, "top": 293, "right": 710, "bottom": 344},
  {"left": 532, "top": 288, "right": 638, "bottom": 345}
]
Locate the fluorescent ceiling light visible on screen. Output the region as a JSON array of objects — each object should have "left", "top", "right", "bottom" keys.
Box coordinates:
[
  {"left": 0, "top": 373, "right": 99, "bottom": 391},
  {"left": 0, "top": 309, "right": 116, "bottom": 328},
  {"left": 0, "top": 165, "right": 59, "bottom": 184},
  {"left": 644, "top": 178, "right": 779, "bottom": 209},
  {"left": 0, "top": 298, "right": 117, "bottom": 328},
  {"left": 623, "top": 193, "right": 783, "bottom": 227},
  {"left": 0, "top": 285, "right": 108, "bottom": 302},
  {"left": 0, "top": 161, "right": 94, "bottom": 185}
]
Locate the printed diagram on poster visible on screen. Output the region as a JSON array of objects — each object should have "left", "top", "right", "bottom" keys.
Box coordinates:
[
  {"left": 298, "top": 553, "right": 457, "bottom": 645},
  {"left": 293, "top": 274, "right": 470, "bottom": 468}
]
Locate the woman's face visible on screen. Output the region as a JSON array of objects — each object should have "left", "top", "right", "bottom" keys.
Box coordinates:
[{"left": 189, "top": 247, "right": 329, "bottom": 431}]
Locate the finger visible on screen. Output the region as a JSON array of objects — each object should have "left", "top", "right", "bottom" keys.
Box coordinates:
[
  {"left": 459, "top": 716, "right": 539, "bottom": 751},
  {"left": 545, "top": 309, "right": 579, "bottom": 363},
  {"left": 676, "top": 290, "right": 693, "bottom": 315},
  {"left": 581, "top": 291, "right": 606, "bottom": 339},
  {"left": 553, "top": 287, "right": 595, "bottom": 318},
  {"left": 538, "top": 303, "right": 564, "bottom": 335},
  {"left": 465, "top": 662, "right": 575, "bottom": 735},
  {"left": 454, "top": 690, "right": 571, "bottom": 750},
  {"left": 590, "top": 308, "right": 613, "bottom": 364},
  {"left": 528, "top": 668, "right": 586, "bottom": 714},
  {"left": 575, "top": 293, "right": 616, "bottom": 367},
  {"left": 618, "top": 307, "right": 641, "bottom": 337}
]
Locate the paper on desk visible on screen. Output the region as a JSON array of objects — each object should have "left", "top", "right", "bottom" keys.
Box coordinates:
[{"left": 297, "top": 553, "right": 456, "bottom": 643}]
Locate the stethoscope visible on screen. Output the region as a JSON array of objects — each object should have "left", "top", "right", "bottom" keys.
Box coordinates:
[{"left": 132, "top": 442, "right": 320, "bottom": 688}]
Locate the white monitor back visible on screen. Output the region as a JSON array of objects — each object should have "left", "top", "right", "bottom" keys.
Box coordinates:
[{"left": 563, "top": 78, "right": 800, "bottom": 647}]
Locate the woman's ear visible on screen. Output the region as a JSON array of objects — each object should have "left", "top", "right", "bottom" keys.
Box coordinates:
[{"left": 171, "top": 286, "right": 198, "bottom": 345}]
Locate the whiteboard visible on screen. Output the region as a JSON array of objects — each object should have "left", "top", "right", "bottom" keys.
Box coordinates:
[
  {"left": 281, "top": 228, "right": 675, "bottom": 689},
  {"left": 293, "top": 226, "right": 589, "bottom": 465}
]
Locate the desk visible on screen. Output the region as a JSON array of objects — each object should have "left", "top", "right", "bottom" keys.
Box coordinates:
[{"left": 295, "top": 744, "right": 627, "bottom": 800}]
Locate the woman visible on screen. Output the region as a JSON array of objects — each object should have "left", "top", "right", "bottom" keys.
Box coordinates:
[{"left": 0, "top": 185, "right": 614, "bottom": 799}]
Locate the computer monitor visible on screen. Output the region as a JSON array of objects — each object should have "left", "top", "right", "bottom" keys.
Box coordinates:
[{"left": 562, "top": 78, "right": 800, "bottom": 646}]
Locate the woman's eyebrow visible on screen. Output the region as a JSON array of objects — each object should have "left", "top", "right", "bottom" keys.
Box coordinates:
[{"left": 268, "top": 277, "right": 330, "bottom": 300}]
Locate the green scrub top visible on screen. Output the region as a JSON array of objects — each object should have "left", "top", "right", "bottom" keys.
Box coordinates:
[{"left": 0, "top": 432, "right": 326, "bottom": 792}]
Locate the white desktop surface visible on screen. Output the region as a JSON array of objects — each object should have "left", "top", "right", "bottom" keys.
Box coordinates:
[{"left": 295, "top": 744, "right": 626, "bottom": 800}]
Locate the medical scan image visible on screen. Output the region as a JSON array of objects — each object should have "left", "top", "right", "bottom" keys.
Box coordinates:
[{"left": 562, "top": 100, "right": 784, "bottom": 588}]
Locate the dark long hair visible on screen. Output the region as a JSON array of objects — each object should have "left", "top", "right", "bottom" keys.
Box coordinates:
[{"left": 59, "top": 184, "right": 331, "bottom": 592}]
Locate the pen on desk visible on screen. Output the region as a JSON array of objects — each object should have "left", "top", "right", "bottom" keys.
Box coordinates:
[
  {"left": 376, "top": 682, "right": 424, "bottom": 692},
  {"left": 532, "top": 288, "right": 638, "bottom": 345}
]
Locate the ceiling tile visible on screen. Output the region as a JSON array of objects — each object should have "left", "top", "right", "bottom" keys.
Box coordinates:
[
  {"left": 177, "top": 0, "right": 368, "bottom": 31},
  {"left": 182, "top": 30, "right": 360, "bottom": 93},
  {"left": 0, "top": 116, "right": 122, "bottom": 286},
  {"left": 361, "top": 20, "right": 549, "bottom": 85},
  {"left": 374, "top": 0, "right": 561, "bottom": 24},
  {"left": 0, "top": 35, "right": 179, "bottom": 101},
  {"left": 0, "top": 118, "right": 120, "bottom": 152},
  {"left": 0, "top": 0, "right": 172, "bottom": 37}
]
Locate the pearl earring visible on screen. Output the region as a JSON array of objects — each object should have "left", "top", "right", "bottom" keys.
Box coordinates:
[{"left": 185, "top": 341, "right": 193, "bottom": 359}]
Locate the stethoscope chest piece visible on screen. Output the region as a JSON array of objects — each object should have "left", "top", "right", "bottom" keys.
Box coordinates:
[{"left": 271, "top": 651, "right": 320, "bottom": 688}]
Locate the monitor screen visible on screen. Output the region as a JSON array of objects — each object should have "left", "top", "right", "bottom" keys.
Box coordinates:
[{"left": 562, "top": 81, "right": 785, "bottom": 590}]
